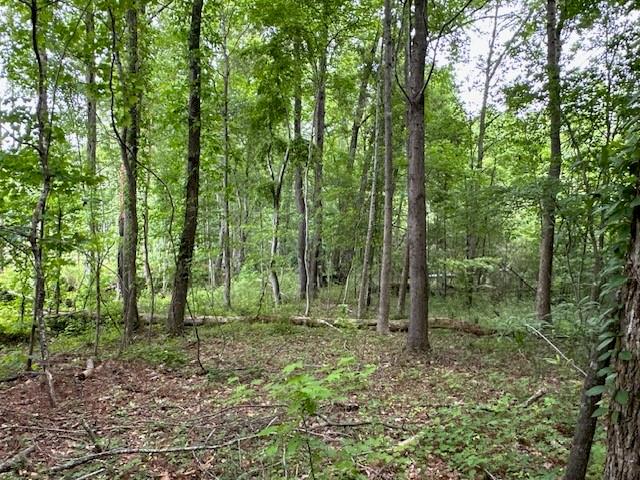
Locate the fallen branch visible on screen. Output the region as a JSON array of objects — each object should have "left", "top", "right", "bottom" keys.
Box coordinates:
[
  {"left": 0, "top": 445, "right": 36, "bottom": 473},
  {"left": 48, "top": 310, "right": 497, "bottom": 336},
  {"left": 74, "top": 468, "right": 106, "bottom": 480},
  {"left": 50, "top": 432, "right": 265, "bottom": 473},
  {"left": 526, "top": 324, "right": 587, "bottom": 377},
  {"left": 315, "top": 414, "right": 407, "bottom": 430},
  {"left": 519, "top": 388, "right": 547, "bottom": 408},
  {"left": 0, "top": 371, "right": 41, "bottom": 383},
  {"left": 81, "top": 419, "right": 102, "bottom": 453}
]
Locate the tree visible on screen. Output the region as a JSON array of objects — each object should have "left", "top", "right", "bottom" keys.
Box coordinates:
[
  {"left": 405, "top": 0, "right": 430, "bottom": 352},
  {"left": 108, "top": 2, "right": 141, "bottom": 343},
  {"left": 26, "top": 0, "right": 56, "bottom": 405},
  {"left": 603, "top": 99, "right": 640, "bottom": 479},
  {"left": 377, "top": 0, "right": 394, "bottom": 334},
  {"left": 535, "top": 0, "right": 564, "bottom": 323},
  {"left": 167, "top": 0, "right": 204, "bottom": 335}
]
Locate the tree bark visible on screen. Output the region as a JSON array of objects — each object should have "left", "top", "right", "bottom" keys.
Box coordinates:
[
  {"left": 536, "top": 0, "right": 563, "bottom": 324},
  {"left": 406, "top": 0, "right": 430, "bottom": 353},
  {"left": 293, "top": 93, "right": 307, "bottom": 300},
  {"left": 167, "top": 0, "right": 203, "bottom": 335},
  {"left": 397, "top": 238, "right": 409, "bottom": 316},
  {"left": 357, "top": 88, "right": 381, "bottom": 320},
  {"left": 221, "top": 14, "right": 232, "bottom": 310},
  {"left": 142, "top": 170, "right": 154, "bottom": 331},
  {"left": 563, "top": 348, "right": 607, "bottom": 480},
  {"left": 604, "top": 159, "right": 640, "bottom": 478},
  {"left": 85, "top": 3, "right": 101, "bottom": 356},
  {"left": 268, "top": 147, "right": 288, "bottom": 306},
  {"left": 377, "top": 0, "right": 394, "bottom": 334},
  {"left": 118, "top": 4, "right": 141, "bottom": 344},
  {"left": 27, "top": 0, "right": 55, "bottom": 405},
  {"left": 308, "top": 44, "right": 327, "bottom": 297}
]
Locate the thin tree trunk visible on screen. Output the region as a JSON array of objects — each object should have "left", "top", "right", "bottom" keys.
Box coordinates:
[
  {"left": 142, "top": 170, "right": 154, "bottom": 331},
  {"left": 536, "top": 0, "right": 563, "bottom": 324},
  {"left": 268, "top": 149, "right": 288, "bottom": 306},
  {"left": 119, "top": 4, "right": 141, "bottom": 343},
  {"left": 221, "top": 15, "right": 232, "bottom": 310},
  {"left": 85, "top": 3, "right": 101, "bottom": 356},
  {"left": 396, "top": 8, "right": 411, "bottom": 319},
  {"left": 293, "top": 94, "right": 307, "bottom": 300},
  {"left": 53, "top": 204, "right": 63, "bottom": 315},
  {"left": 397, "top": 238, "right": 409, "bottom": 315},
  {"left": 406, "top": 0, "right": 430, "bottom": 353},
  {"left": 377, "top": 0, "right": 394, "bottom": 334},
  {"left": 167, "top": 0, "right": 203, "bottom": 335},
  {"left": 563, "top": 348, "right": 607, "bottom": 480},
  {"left": 309, "top": 45, "right": 327, "bottom": 297},
  {"left": 357, "top": 81, "right": 381, "bottom": 320},
  {"left": 27, "top": 0, "right": 55, "bottom": 405}
]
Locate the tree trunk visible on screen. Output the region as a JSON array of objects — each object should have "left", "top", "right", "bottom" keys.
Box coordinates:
[
  {"left": 142, "top": 170, "right": 154, "bottom": 331},
  {"left": 309, "top": 45, "right": 327, "bottom": 297},
  {"left": 406, "top": 0, "right": 430, "bottom": 353},
  {"left": 377, "top": 0, "right": 394, "bottom": 334},
  {"left": 535, "top": 0, "right": 563, "bottom": 324},
  {"left": 118, "top": 4, "right": 141, "bottom": 344},
  {"left": 563, "top": 348, "right": 607, "bottom": 480},
  {"left": 53, "top": 204, "right": 63, "bottom": 315},
  {"left": 221, "top": 15, "right": 232, "bottom": 310},
  {"left": 294, "top": 93, "right": 307, "bottom": 300},
  {"left": 357, "top": 80, "right": 381, "bottom": 320},
  {"left": 604, "top": 161, "right": 640, "bottom": 478},
  {"left": 85, "top": 3, "right": 101, "bottom": 356},
  {"left": 397, "top": 238, "right": 409, "bottom": 316},
  {"left": 167, "top": 0, "right": 203, "bottom": 335},
  {"left": 27, "top": 0, "right": 55, "bottom": 405},
  {"left": 267, "top": 146, "right": 289, "bottom": 307}
]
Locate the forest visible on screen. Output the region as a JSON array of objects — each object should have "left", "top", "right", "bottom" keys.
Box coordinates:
[{"left": 0, "top": 0, "right": 639, "bottom": 477}]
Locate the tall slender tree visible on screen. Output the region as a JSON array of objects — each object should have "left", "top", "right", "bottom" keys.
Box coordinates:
[
  {"left": 535, "top": 0, "right": 563, "bottom": 323},
  {"left": 26, "top": 0, "right": 56, "bottom": 405},
  {"left": 221, "top": 11, "right": 232, "bottom": 310},
  {"left": 85, "top": 1, "right": 101, "bottom": 356},
  {"left": 406, "top": 0, "right": 429, "bottom": 352},
  {"left": 167, "top": 0, "right": 204, "bottom": 334},
  {"left": 377, "top": 0, "right": 394, "bottom": 334}
]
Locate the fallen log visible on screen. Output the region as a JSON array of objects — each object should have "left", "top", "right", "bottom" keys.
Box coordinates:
[
  {"left": 0, "top": 445, "right": 36, "bottom": 473},
  {"left": 46, "top": 310, "right": 497, "bottom": 336},
  {"left": 188, "top": 314, "right": 497, "bottom": 336},
  {"left": 76, "top": 358, "right": 95, "bottom": 381}
]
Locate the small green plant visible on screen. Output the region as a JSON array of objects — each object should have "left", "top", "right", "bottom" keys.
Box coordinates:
[
  {"left": 123, "top": 340, "right": 187, "bottom": 368},
  {"left": 259, "top": 357, "right": 376, "bottom": 478}
]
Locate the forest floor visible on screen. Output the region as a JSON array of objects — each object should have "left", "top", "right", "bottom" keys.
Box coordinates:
[{"left": 0, "top": 318, "right": 604, "bottom": 479}]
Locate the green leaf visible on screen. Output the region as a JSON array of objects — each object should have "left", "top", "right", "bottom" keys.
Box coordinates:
[
  {"left": 614, "top": 389, "right": 629, "bottom": 406},
  {"left": 598, "top": 349, "right": 613, "bottom": 362},
  {"left": 597, "top": 337, "right": 615, "bottom": 352},
  {"left": 618, "top": 350, "right": 632, "bottom": 361},
  {"left": 586, "top": 385, "right": 606, "bottom": 397},
  {"left": 591, "top": 407, "right": 606, "bottom": 418}
]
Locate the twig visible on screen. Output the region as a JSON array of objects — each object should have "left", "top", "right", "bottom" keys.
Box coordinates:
[
  {"left": 0, "top": 445, "right": 36, "bottom": 473},
  {"left": 525, "top": 324, "right": 587, "bottom": 377},
  {"left": 315, "top": 414, "right": 406, "bottom": 430},
  {"left": 50, "top": 432, "right": 266, "bottom": 472},
  {"left": 73, "top": 468, "right": 105, "bottom": 480},
  {"left": 484, "top": 468, "right": 499, "bottom": 480},
  {"left": 81, "top": 419, "right": 102, "bottom": 453}
]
